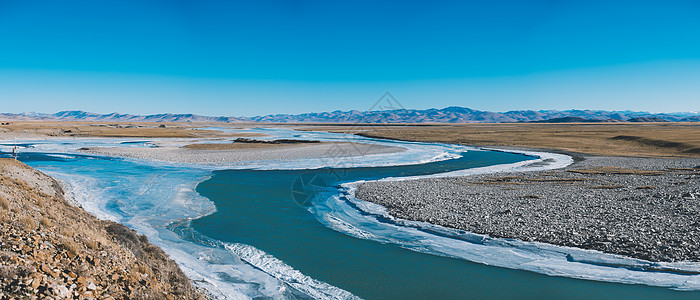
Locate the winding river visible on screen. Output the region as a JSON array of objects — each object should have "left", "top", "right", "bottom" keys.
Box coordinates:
[
  {"left": 192, "top": 151, "right": 697, "bottom": 299},
  {"left": 4, "top": 128, "right": 700, "bottom": 299}
]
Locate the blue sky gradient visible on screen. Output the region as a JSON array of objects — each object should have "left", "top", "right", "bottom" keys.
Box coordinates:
[{"left": 1, "top": 0, "right": 699, "bottom": 115}]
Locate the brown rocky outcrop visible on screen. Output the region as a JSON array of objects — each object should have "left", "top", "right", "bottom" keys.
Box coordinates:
[{"left": 0, "top": 158, "right": 204, "bottom": 299}]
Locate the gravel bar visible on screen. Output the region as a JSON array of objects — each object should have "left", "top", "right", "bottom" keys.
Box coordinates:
[
  {"left": 80, "top": 142, "right": 404, "bottom": 165},
  {"left": 355, "top": 154, "right": 700, "bottom": 262}
]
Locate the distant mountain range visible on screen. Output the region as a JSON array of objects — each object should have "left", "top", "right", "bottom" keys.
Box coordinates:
[
  {"left": 1, "top": 108, "right": 699, "bottom": 123},
  {"left": 250, "top": 107, "right": 700, "bottom": 123},
  {"left": 0, "top": 111, "right": 246, "bottom": 123}
]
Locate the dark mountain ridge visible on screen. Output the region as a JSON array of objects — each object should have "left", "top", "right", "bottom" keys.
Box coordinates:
[{"left": 1, "top": 108, "right": 698, "bottom": 123}]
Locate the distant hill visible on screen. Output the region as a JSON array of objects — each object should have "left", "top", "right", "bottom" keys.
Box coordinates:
[
  {"left": 530, "top": 116, "right": 621, "bottom": 123},
  {"left": 679, "top": 116, "right": 700, "bottom": 122},
  {"left": 1, "top": 108, "right": 698, "bottom": 123},
  {"left": 627, "top": 117, "right": 670, "bottom": 122}
]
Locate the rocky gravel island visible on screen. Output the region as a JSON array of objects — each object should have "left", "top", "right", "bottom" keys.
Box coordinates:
[{"left": 356, "top": 154, "right": 700, "bottom": 263}]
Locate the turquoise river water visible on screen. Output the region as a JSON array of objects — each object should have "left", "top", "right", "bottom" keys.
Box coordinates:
[{"left": 192, "top": 151, "right": 700, "bottom": 299}]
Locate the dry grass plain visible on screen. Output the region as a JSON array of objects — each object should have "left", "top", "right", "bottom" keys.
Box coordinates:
[
  {"left": 0, "top": 121, "right": 260, "bottom": 138},
  {"left": 2, "top": 121, "right": 699, "bottom": 158},
  {"left": 301, "top": 123, "right": 700, "bottom": 158}
]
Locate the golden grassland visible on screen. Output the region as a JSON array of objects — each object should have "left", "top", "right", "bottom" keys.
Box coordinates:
[
  {"left": 2, "top": 121, "right": 699, "bottom": 158},
  {"left": 0, "top": 121, "right": 261, "bottom": 138},
  {"left": 301, "top": 123, "right": 700, "bottom": 158}
]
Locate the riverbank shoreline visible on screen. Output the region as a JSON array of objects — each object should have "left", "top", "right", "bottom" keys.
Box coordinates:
[{"left": 355, "top": 150, "right": 700, "bottom": 263}]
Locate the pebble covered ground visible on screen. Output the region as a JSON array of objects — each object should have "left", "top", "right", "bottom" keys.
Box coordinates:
[
  {"left": 356, "top": 154, "right": 700, "bottom": 262},
  {"left": 80, "top": 142, "right": 404, "bottom": 165}
]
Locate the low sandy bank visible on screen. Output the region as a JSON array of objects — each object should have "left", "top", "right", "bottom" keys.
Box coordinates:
[
  {"left": 356, "top": 154, "right": 700, "bottom": 262},
  {"left": 181, "top": 137, "right": 322, "bottom": 150},
  {"left": 79, "top": 142, "right": 405, "bottom": 165},
  {"left": 0, "top": 158, "right": 204, "bottom": 299}
]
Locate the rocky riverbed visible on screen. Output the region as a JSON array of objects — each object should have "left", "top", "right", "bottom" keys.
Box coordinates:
[{"left": 355, "top": 154, "right": 700, "bottom": 262}]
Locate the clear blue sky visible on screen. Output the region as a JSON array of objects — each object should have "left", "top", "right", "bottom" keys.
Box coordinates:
[{"left": 1, "top": 0, "right": 699, "bottom": 116}]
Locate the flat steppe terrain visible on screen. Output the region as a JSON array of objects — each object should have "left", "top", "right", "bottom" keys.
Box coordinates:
[
  {"left": 300, "top": 123, "right": 700, "bottom": 158},
  {"left": 0, "top": 122, "right": 405, "bottom": 164},
  {"left": 6, "top": 121, "right": 698, "bottom": 159},
  {"left": 0, "top": 121, "right": 260, "bottom": 138}
]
